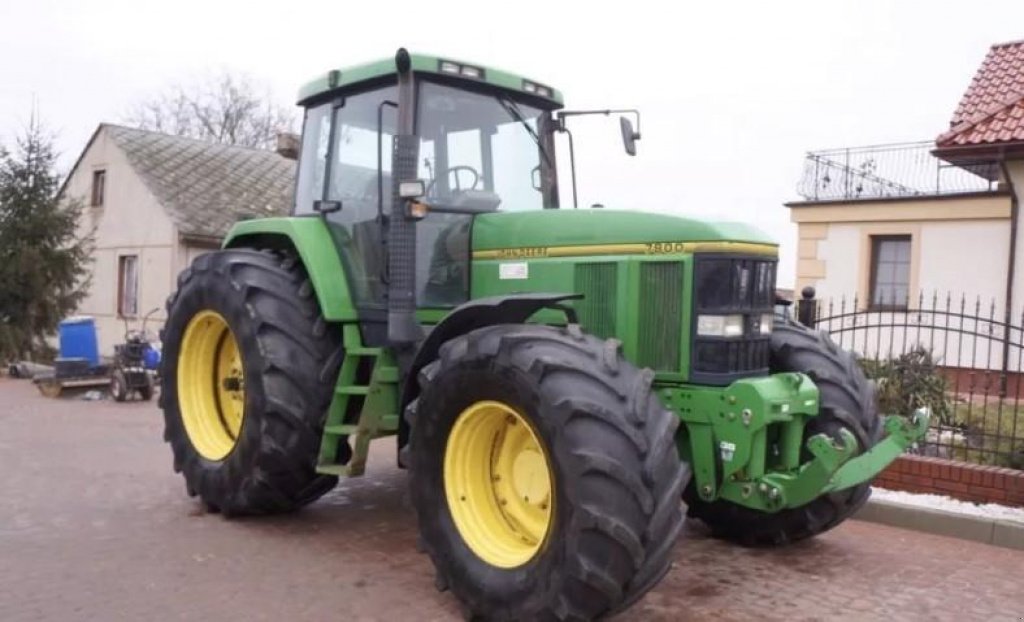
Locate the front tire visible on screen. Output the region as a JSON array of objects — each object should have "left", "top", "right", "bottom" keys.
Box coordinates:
[
  {"left": 110, "top": 369, "right": 128, "bottom": 402},
  {"left": 408, "top": 324, "right": 688, "bottom": 620},
  {"left": 160, "top": 249, "right": 341, "bottom": 515},
  {"left": 683, "top": 319, "right": 882, "bottom": 546},
  {"left": 138, "top": 374, "right": 154, "bottom": 401}
]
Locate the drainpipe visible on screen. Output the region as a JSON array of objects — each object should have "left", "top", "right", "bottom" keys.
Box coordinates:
[{"left": 1000, "top": 160, "right": 1018, "bottom": 395}]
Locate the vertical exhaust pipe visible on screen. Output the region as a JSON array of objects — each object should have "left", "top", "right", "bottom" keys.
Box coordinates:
[{"left": 387, "top": 48, "right": 424, "bottom": 346}]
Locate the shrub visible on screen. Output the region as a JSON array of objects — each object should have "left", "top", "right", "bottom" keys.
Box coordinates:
[{"left": 860, "top": 347, "right": 953, "bottom": 425}]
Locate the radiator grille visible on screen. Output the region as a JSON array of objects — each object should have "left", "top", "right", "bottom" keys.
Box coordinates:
[
  {"left": 574, "top": 263, "right": 618, "bottom": 339},
  {"left": 637, "top": 262, "right": 683, "bottom": 370},
  {"left": 691, "top": 255, "right": 777, "bottom": 384}
]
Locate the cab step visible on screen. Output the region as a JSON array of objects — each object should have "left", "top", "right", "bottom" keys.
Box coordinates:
[{"left": 316, "top": 324, "right": 401, "bottom": 478}]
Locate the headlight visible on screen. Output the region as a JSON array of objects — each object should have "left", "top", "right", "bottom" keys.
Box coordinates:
[
  {"left": 697, "top": 314, "right": 744, "bottom": 337},
  {"left": 759, "top": 313, "right": 773, "bottom": 335}
]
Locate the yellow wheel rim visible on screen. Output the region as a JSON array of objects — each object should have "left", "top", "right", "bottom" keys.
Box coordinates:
[
  {"left": 177, "top": 310, "right": 245, "bottom": 461},
  {"left": 444, "top": 400, "right": 554, "bottom": 568}
]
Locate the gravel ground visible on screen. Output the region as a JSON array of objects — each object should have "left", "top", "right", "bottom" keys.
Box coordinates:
[
  {"left": 871, "top": 486, "right": 1024, "bottom": 524},
  {"left": 2, "top": 377, "right": 1022, "bottom": 621}
]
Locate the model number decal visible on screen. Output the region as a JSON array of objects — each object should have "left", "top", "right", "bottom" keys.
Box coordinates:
[{"left": 645, "top": 242, "right": 692, "bottom": 254}]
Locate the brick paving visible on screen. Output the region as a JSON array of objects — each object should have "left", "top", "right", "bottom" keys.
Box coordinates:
[{"left": 1, "top": 377, "right": 1021, "bottom": 621}]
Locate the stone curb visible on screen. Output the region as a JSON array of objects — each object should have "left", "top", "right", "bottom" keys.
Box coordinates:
[{"left": 854, "top": 497, "right": 1024, "bottom": 550}]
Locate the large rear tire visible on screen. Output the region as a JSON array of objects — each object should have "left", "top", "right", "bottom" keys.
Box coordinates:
[
  {"left": 407, "top": 324, "right": 688, "bottom": 620},
  {"left": 160, "top": 249, "right": 341, "bottom": 515},
  {"left": 683, "top": 319, "right": 882, "bottom": 546}
]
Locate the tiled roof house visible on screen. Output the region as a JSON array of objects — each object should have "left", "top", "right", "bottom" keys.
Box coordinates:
[
  {"left": 60, "top": 124, "right": 296, "bottom": 353},
  {"left": 936, "top": 40, "right": 1024, "bottom": 153}
]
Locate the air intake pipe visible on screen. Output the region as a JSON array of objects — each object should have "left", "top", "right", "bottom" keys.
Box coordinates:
[{"left": 387, "top": 48, "right": 425, "bottom": 346}]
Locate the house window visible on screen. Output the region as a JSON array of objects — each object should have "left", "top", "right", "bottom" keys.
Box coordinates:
[
  {"left": 869, "top": 235, "right": 911, "bottom": 310},
  {"left": 117, "top": 255, "right": 139, "bottom": 317},
  {"left": 91, "top": 170, "right": 106, "bottom": 206}
]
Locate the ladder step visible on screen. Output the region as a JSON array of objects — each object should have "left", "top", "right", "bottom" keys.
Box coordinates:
[
  {"left": 324, "top": 424, "right": 359, "bottom": 435},
  {"left": 315, "top": 464, "right": 348, "bottom": 476},
  {"left": 374, "top": 366, "right": 399, "bottom": 383},
  {"left": 325, "top": 422, "right": 401, "bottom": 436},
  {"left": 337, "top": 385, "right": 370, "bottom": 396}
]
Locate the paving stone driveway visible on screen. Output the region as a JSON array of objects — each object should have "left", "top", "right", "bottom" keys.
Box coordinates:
[{"left": 1, "top": 377, "right": 1020, "bottom": 621}]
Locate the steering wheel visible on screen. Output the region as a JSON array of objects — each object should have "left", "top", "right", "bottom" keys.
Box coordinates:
[{"left": 425, "top": 165, "right": 481, "bottom": 198}]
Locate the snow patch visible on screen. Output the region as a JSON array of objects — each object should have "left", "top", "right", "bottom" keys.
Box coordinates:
[{"left": 871, "top": 487, "right": 1024, "bottom": 524}]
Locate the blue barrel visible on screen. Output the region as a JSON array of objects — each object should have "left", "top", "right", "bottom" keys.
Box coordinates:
[
  {"left": 58, "top": 316, "right": 99, "bottom": 368},
  {"left": 143, "top": 343, "right": 161, "bottom": 370}
]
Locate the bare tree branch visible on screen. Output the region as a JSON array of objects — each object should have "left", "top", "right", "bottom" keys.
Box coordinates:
[{"left": 123, "top": 73, "right": 294, "bottom": 149}]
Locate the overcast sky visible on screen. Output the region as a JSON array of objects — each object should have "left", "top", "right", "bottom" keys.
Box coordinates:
[{"left": 2, "top": 0, "right": 1022, "bottom": 286}]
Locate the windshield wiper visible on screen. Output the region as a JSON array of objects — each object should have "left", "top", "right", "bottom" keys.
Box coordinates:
[{"left": 496, "top": 95, "right": 552, "bottom": 168}]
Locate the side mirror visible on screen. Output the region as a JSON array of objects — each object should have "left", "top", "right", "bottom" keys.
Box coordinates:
[
  {"left": 313, "top": 199, "right": 342, "bottom": 214},
  {"left": 620, "top": 116, "right": 640, "bottom": 156}
]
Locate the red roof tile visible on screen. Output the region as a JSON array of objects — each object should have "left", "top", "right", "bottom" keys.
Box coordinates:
[{"left": 936, "top": 40, "right": 1024, "bottom": 149}]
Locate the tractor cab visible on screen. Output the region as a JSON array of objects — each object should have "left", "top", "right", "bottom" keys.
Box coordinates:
[
  {"left": 289, "top": 51, "right": 639, "bottom": 335},
  {"left": 291, "top": 55, "right": 566, "bottom": 313}
]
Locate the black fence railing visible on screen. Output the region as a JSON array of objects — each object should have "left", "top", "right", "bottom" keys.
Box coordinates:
[
  {"left": 797, "top": 288, "right": 1024, "bottom": 469},
  {"left": 796, "top": 141, "right": 999, "bottom": 201}
]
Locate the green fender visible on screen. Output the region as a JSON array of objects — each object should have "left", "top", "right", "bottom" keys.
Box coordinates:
[{"left": 223, "top": 217, "right": 357, "bottom": 322}]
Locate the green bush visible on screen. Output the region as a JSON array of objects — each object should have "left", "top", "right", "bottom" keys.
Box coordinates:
[
  {"left": 950, "top": 402, "right": 1024, "bottom": 469},
  {"left": 859, "top": 347, "right": 953, "bottom": 425}
]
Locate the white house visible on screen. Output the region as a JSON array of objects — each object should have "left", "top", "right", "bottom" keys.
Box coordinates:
[
  {"left": 789, "top": 40, "right": 1024, "bottom": 309},
  {"left": 786, "top": 39, "right": 1024, "bottom": 372},
  {"left": 60, "top": 124, "right": 295, "bottom": 354}
]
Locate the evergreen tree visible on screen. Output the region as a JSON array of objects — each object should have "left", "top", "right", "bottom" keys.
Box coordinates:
[{"left": 0, "top": 116, "right": 91, "bottom": 363}]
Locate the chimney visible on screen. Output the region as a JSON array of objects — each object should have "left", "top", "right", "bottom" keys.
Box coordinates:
[{"left": 275, "top": 132, "right": 300, "bottom": 160}]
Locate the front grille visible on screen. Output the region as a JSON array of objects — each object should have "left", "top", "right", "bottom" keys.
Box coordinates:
[
  {"left": 574, "top": 263, "right": 618, "bottom": 339},
  {"left": 693, "top": 340, "right": 771, "bottom": 374},
  {"left": 691, "top": 255, "right": 777, "bottom": 384},
  {"left": 637, "top": 262, "right": 683, "bottom": 370}
]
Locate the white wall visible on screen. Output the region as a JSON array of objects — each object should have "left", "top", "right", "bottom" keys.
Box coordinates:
[
  {"left": 804, "top": 214, "right": 1011, "bottom": 369},
  {"left": 812, "top": 224, "right": 859, "bottom": 303},
  {"left": 813, "top": 219, "right": 1008, "bottom": 306},
  {"left": 918, "top": 220, "right": 1008, "bottom": 307},
  {"left": 66, "top": 126, "right": 178, "bottom": 355}
]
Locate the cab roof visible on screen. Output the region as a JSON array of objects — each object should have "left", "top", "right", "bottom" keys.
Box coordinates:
[{"left": 297, "top": 52, "right": 564, "bottom": 107}]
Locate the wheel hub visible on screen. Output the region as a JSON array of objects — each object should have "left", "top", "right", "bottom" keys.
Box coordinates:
[
  {"left": 177, "top": 311, "right": 245, "bottom": 461},
  {"left": 443, "top": 400, "right": 554, "bottom": 568},
  {"left": 511, "top": 449, "right": 550, "bottom": 507}
]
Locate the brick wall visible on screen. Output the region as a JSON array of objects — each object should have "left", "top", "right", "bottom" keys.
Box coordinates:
[{"left": 874, "top": 455, "right": 1024, "bottom": 506}]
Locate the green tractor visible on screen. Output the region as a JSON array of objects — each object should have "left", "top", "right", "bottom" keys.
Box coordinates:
[{"left": 160, "top": 49, "right": 928, "bottom": 620}]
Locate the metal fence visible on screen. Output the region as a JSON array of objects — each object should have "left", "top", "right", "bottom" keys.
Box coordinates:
[
  {"left": 796, "top": 141, "right": 999, "bottom": 201},
  {"left": 797, "top": 289, "right": 1024, "bottom": 469}
]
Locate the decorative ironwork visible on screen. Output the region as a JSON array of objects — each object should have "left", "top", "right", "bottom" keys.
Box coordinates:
[
  {"left": 796, "top": 141, "right": 999, "bottom": 201},
  {"left": 800, "top": 288, "right": 1024, "bottom": 469}
]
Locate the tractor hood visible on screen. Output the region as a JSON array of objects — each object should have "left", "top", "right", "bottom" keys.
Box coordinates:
[{"left": 472, "top": 209, "right": 776, "bottom": 253}]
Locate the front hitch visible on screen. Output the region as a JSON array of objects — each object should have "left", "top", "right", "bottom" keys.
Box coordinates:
[
  {"left": 825, "top": 408, "right": 931, "bottom": 492},
  {"left": 726, "top": 408, "right": 931, "bottom": 512},
  {"left": 667, "top": 374, "right": 932, "bottom": 514}
]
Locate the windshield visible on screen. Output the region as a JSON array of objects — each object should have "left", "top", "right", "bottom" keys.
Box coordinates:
[{"left": 416, "top": 81, "right": 551, "bottom": 212}]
